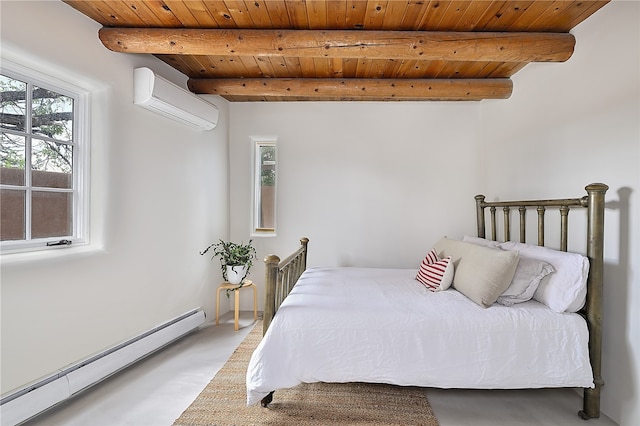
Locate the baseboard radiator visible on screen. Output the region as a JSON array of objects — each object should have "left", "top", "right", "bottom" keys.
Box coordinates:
[{"left": 0, "top": 308, "right": 205, "bottom": 426}]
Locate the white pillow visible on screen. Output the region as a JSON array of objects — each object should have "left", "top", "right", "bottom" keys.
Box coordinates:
[
  {"left": 433, "top": 237, "right": 519, "bottom": 308},
  {"left": 496, "top": 257, "right": 555, "bottom": 306},
  {"left": 498, "top": 241, "right": 589, "bottom": 313},
  {"left": 462, "top": 235, "right": 501, "bottom": 249},
  {"left": 416, "top": 248, "right": 454, "bottom": 292}
]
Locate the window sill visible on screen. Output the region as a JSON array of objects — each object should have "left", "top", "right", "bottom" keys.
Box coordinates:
[
  {"left": 251, "top": 231, "right": 277, "bottom": 238},
  {"left": 0, "top": 243, "right": 106, "bottom": 266}
]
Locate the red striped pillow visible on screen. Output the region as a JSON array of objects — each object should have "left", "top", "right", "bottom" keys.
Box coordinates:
[{"left": 416, "top": 249, "right": 454, "bottom": 292}]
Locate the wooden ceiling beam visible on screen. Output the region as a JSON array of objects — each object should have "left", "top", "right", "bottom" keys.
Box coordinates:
[
  {"left": 99, "top": 28, "right": 575, "bottom": 62},
  {"left": 187, "top": 78, "right": 513, "bottom": 101}
]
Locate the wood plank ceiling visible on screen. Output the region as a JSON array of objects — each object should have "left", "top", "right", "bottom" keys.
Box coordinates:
[{"left": 63, "top": 1, "right": 610, "bottom": 102}]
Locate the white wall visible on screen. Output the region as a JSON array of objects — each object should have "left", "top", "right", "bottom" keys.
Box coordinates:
[
  {"left": 480, "top": 3, "right": 640, "bottom": 425},
  {"left": 229, "top": 101, "right": 482, "bottom": 307},
  {"left": 229, "top": 2, "right": 639, "bottom": 424},
  {"left": 0, "top": 2, "right": 230, "bottom": 394}
]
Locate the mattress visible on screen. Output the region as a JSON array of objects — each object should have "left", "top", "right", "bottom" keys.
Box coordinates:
[{"left": 246, "top": 267, "right": 594, "bottom": 405}]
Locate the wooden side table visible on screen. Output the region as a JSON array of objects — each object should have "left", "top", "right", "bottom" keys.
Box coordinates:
[{"left": 216, "top": 280, "right": 257, "bottom": 331}]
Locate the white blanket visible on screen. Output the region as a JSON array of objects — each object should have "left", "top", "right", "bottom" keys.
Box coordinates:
[{"left": 246, "top": 267, "right": 594, "bottom": 405}]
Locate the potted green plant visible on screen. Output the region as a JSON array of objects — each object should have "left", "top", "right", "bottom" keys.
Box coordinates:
[{"left": 200, "top": 239, "right": 257, "bottom": 287}]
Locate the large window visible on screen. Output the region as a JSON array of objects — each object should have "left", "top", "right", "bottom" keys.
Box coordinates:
[
  {"left": 1, "top": 64, "right": 88, "bottom": 253},
  {"left": 252, "top": 137, "right": 277, "bottom": 236}
]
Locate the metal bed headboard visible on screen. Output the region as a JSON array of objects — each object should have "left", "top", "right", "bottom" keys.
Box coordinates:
[{"left": 474, "top": 183, "right": 608, "bottom": 420}]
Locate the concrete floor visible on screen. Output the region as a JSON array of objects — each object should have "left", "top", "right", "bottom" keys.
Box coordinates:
[{"left": 24, "top": 312, "right": 618, "bottom": 426}]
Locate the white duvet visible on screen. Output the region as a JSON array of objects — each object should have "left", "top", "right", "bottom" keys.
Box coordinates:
[{"left": 246, "top": 267, "right": 594, "bottom": 406}]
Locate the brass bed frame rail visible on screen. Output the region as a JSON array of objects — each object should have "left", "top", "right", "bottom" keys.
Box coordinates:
[
  {"left": 475, "top": 183, "right": 608, "bottom": 420},
  {"left": 263, "top": 237, "right": 309, "bottom": 334}
]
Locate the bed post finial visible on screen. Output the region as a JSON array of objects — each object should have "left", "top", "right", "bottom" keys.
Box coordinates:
[
  {"left": 475, "top": 195, "right": 486, "bottom": 238},
  {"left": 580, "top": 182, "right": 608, "bottom": 420},
  {"left": 263, "top": 254, "right": 280, "bottom": 335},
  {"left": 300, "top": 237, "right": 309, "bottom": 271}
]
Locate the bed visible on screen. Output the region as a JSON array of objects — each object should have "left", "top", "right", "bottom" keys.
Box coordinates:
[{"left": 247, "top": 183, "right": 608, "bottom": 420}]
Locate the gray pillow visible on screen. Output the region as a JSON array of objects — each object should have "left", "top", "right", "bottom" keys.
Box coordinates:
[
  {"left": 497, "top": 257, "right": 555, "bottom": 306},
  {"left": 433, "top": 237, "right": 519, "bottom": 308}
]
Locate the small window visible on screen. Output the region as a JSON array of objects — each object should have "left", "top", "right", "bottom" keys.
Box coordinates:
[
  {"left": 252, "top": 138, "right": 277, "bottom": 236},
  {"left": 1, "top": 63, "right": 88, "bottom": 253}
]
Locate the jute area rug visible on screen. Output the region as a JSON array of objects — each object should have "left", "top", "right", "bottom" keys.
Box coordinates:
[{"left": 173, "top": 321, "right": 439, "bottom": 426}]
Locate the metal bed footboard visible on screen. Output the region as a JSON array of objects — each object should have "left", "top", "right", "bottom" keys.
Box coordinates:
[{"left": 263, "top": 237, "right": 309, "bottom": 335}]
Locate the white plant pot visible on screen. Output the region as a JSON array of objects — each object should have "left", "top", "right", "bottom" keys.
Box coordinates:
[{"left": 226, "top": 265, "right": 247, "bottom": 284}]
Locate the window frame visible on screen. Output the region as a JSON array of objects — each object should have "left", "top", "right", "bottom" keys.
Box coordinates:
[
  {"left": 1, "top": 59, "right": 90, "bottom": 254},
  {"left": 251, "top": 136, "right": 277, "bottom": 237}
]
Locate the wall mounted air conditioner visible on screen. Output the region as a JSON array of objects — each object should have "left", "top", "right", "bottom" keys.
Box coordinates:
[{"left": 133, "top": 67, "right": 218, "bottom": 131}]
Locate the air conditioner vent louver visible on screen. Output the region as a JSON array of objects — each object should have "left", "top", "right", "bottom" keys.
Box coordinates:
[{"left": 133, "top": 67, "right": 218, "bottom": 131}]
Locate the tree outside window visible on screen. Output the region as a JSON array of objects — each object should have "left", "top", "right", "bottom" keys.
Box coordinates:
[
  {"left": 253, "top": 139, "right": 276, "bottom": 235},
  {"left": 1, "top": 70, "right": 81, "bottom": 248}
]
